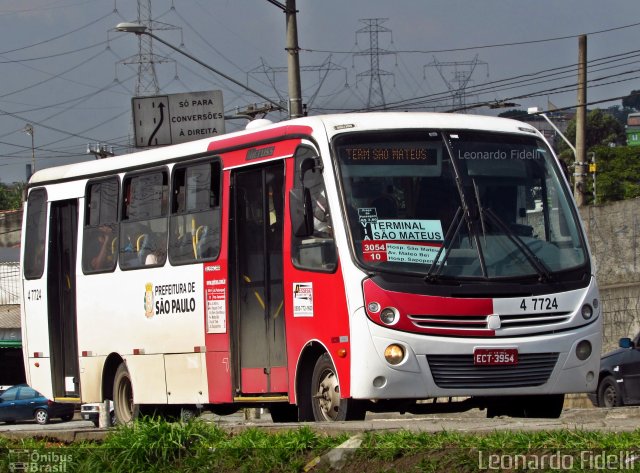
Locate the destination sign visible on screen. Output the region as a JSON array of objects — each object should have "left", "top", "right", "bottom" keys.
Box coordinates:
[{"left": 340, "top": 144, "right": 438, "bottom": 165}]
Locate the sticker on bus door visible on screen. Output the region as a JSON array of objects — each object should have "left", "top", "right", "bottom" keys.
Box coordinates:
[
  {"left": 293, "top": 282, "right": 314, "bottom": 317},
  {"left": 204, "top": 263, "right": 227, "bottom": 333}
]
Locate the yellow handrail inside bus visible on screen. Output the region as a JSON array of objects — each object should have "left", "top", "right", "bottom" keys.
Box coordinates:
[
  {"left": 191, "top": 218, "right": 197, "bottom": 258},
  {"left": 111, "top": 236, "right": 118, "bottom": 255},
  {"left": 136, "top": 234, "right": 145, "bottom": 252},
  {"left": 194, "top": 225, "right": 205, "bottom": 259},
  {"left": 243, "top": 275, "right": 265, "bottom": 309}
]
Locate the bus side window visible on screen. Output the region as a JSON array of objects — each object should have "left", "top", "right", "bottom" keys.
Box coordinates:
[
  {"left": 168, "top": 160, "right": 221, "bottom": 265},
  {"left": 24, "top": 188, "right": 48, "bottom": 280},
  {"left": 119, "top": 169, "right": 169, "bottom": 270},
  {"left": 82, "top": 178, "right": 119, "bottom": 274},
  {"left": 291, "top": 146, "right": 337, "bottom": 272}
]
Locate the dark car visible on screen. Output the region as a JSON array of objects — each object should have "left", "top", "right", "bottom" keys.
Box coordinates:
[
  {"left": 590, "top": 332, "right": 640, "bottom": 407},
  {"left": 0, "top": 384, "right": 75, "bottom": 425}
]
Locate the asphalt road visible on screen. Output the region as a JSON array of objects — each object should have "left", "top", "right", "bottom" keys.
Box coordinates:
[{"left": 1, "top": 406, "right": 639, "bottom": 442}]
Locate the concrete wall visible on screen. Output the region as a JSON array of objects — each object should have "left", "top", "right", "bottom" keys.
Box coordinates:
[
  {"left": 0, "top": 210, "right": 21, "bottom": 248},
  {"left": 580, "top": 199, "right": 640, "bottom": 352}
]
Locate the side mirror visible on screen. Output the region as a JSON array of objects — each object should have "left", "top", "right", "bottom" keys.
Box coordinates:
[
  {"left": 298, "top": 156, "right": 318, "bottom": 184},
  {"left": 619, "top": 337, "right": 634, "bottom": 349},
  {"left": 289, "top": 188, "right": 314, "bottom": 237}
]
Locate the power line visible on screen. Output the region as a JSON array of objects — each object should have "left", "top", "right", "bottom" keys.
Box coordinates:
[
  {"left": 0, "top": 10, "right": 114, "bottom": 55},
  {"left": 301, "top": 20, "right": 640, "bottom": 55}
]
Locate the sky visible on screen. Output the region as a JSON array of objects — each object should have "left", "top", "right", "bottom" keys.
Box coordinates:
[{"left": 0, "top": 0, "right": 639, "bottom": 184}]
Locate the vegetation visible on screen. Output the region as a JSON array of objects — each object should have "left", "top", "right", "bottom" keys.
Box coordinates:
[
  {"left": 0, "top": 182, "right": 24, "bottom": 210},
  {"left": 622, "top": 89, "right": 640, "bottom": 111},
  {"left": 557, "top": 108, "right": 625, "bottom": 155},
  {"left": 1, "top": 417, "right": 639, "bottom": 472}
]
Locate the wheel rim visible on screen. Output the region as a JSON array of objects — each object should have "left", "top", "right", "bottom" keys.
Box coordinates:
[
  {"left": 115, "top": 374, "right": 134, "bottom": 423},
  {"left": 603, "top": 384, "right": 617, "bottom": 407},
  {"left": 314, "top": 367, "right": 341, "bottom": 421},
  {"left": 35, "top": 410, "right": 47, "bottom": 424}
]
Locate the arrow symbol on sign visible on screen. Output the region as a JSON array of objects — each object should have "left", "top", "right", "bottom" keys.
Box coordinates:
[{"left": 148, "top": 102, "right": 165, "bottom": 146}]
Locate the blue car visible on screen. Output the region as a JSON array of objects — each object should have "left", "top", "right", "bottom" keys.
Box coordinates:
[{"left": 0, "top": 384, "right": 75, "bottom": 425}]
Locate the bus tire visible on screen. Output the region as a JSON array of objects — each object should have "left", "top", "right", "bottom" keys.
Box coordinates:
[
  {"left": 113, "top": 362, "right": 139, "bottom": 424},
  {"left": 310, "top": 353, "right": 365, "bottom": 421}
]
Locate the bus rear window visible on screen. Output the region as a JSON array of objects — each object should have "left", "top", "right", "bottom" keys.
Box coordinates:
[{"left": 23, "top": 188, "right": 47, "bottom": 279}]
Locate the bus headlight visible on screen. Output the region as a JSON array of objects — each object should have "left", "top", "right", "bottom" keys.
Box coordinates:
[
  {"left": 581, "top": 304, "right": 593, "bottom": 320},
  {"left": 380, "top": 307, "right": 399, "bottom": 325},
  {"left": 384, "top": 344, "right": 405, "bottom": 365},
  {"left": 576, "top": 340, "right": 592, "bottom": 360},
  {"left": 367, "top": 301, "right": 381, "bottom": 313}
]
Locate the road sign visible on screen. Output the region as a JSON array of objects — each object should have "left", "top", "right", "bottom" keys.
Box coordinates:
[{"left": 132, "top": 90, "right": 225, "bottom": 147}]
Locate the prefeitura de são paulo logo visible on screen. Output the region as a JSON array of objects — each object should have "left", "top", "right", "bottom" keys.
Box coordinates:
[{"left": 144, "top": 282, "right": 154, "bottom": 318}]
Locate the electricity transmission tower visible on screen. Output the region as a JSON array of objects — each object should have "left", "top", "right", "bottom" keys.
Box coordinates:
[
  {"left": 354, "top": 18, "right": 396, "bottom": 110},
  {"left": 247, "top": 55, "right": 347, "bottom": 114},
  {"left": 425, "top": 54, "right": 489, "bottom": 112},
  {"left": 120, "top": 0, "right": 180, "bottom": 96}
]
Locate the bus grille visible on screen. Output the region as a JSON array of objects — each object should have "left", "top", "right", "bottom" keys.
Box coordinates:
[
  {"left": 427, "top": 353, "right": 559, "bottom": 389},
  {"left": 408, "top": 312, "right": 572, "bottom": 332}
]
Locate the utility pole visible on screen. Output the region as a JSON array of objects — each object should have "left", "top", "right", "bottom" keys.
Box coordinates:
[
  {"left": 575, "top": 35, "right": 587, "bottom": 207},
  {"left": 266, "top": 0, "right": 303, "bottom": 118},
  {"left": 23, "top": 124, "right": 35, "bottom": 175},
  {"left": 285, "top": 0, "right": 303, "bottom": 118}
]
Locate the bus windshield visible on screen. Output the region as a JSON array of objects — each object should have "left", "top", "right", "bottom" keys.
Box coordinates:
[{"left": 335, "top": 129, "right": 587, "bottom": 280}]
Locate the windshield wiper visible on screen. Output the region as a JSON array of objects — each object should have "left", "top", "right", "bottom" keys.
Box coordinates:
[
  {"left": 424, "top": 206, "right": 463, "bottom": 282},
  {"left": 482, "top": 207, "right": 553, "bottom": 282}
]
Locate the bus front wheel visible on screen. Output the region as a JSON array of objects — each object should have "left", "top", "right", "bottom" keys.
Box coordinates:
[
  {"left": 113, "top": 362, "right": 140, "bottom": 424},
  {"left": 310, "top": 353, "right": 365, "bottom": 421}
]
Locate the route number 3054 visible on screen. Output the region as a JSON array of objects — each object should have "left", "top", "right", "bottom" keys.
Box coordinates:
[{"left": 520, "top": 297, "right": 558, "bottom": 311}]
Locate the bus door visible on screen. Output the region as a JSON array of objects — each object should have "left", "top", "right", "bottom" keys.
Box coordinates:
[
  {"left": 229, "top": 162, "right": 287, "bottom": 395},
  {"left": 47, "top": 200, "right": 80, "bottom": 399}
]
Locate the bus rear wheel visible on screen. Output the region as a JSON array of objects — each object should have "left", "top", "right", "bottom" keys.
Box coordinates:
[
  {"left": 113, "top": 362, "right": 139, "bottom": 424},
  {"left": 310, "top": 353, "right": 365, "bottom": 421}
]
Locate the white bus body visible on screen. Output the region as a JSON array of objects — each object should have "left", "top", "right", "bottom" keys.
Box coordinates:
[{"left": 21, "top": 113, "right": 601, "bottom": 422}]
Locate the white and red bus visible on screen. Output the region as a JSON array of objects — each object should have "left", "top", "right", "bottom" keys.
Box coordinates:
[{"left": 20, "top": 112, "right": 601, "bottom": 423}]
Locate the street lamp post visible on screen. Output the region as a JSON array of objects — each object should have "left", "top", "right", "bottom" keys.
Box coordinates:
[
  {"left": 115, "top": 23, "right": 285, "bottom": 114},
  {"left": 528, "top": 107, "right": 587, "bottom": 203},
  {"left": 23, "top": 124, "right": 35, "bottom": 175},
  {"left": 527, "top": 107, "right": 576, "bottom": 157}
]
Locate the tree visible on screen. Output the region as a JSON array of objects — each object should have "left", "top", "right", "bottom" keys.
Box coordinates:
[
  {"left": 0, "top": 182, "right": 25, "bottom": 210},
  {"left": 497, "top": 109, "right": 527, "bottom": 119},
  {"left": 590, "top": 145, "right": 640, "bottom": 204},
  {"left": 560, "top": 109, "right": 625, "bottom": 154},
  {"left": 622, "top": 90, "right": 640, "bottom": 111}
]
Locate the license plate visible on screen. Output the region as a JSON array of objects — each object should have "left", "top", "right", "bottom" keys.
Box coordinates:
[{"left": 474, "top": 348, "right": 518, "bottom": 366}]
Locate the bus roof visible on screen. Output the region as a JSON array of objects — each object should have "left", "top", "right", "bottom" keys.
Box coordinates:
[{"left": 28, "top": 112, "right": 538, "bottom": 186}]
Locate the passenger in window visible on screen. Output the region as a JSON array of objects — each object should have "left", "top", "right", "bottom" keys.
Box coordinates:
[
  {"left": 90, "top": 226, "right": 114, "bottom": 270},
  {"left": 138, "top": 233, "right": 160, "bottom": 266}
]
